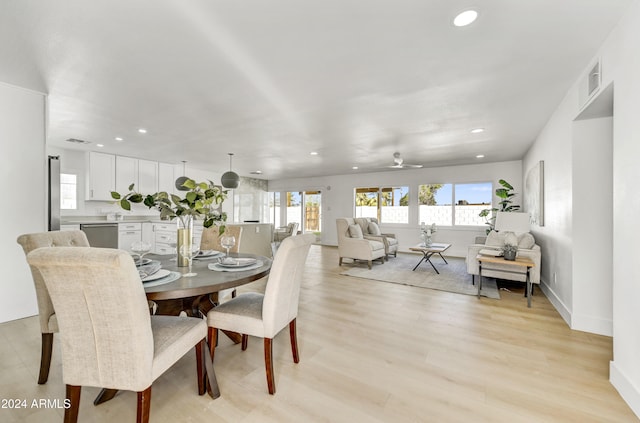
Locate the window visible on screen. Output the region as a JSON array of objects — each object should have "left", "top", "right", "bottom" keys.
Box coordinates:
[
  {"left": 355, "top": 186, "right": 409, "bottom": 223},
  {"left": 268, "top": 192, "right": 281, "bottom": 225},
  {"left": 60, "top": 173, "right": 77, "bottom": 210},
  {"left": 286, "top": 191, "right": 302, "bottom": 228},
  {"left": 419, "top": 182, "right": 491, "bottom": 226}
]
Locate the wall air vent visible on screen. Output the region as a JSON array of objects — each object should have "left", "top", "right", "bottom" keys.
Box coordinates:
[
  {"left": 579, "top": 59, "right": 601, "bottom": 110},
  {"left": 65, "top": 138, "right": 91, "bottom": 144}
]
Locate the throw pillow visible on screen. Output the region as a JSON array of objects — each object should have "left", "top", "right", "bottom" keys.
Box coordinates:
[
  {"left": 349, "top": 224, "right": 364, "bottom": 239},
  {"left": 485, "top": 230, "right": 505, "bottom": 247},
  {"left": 368, "top": 222, "right": 381, "bottom": 236},
  {"left": 517, "top": 232, "right": 536, "bottom": 249}
]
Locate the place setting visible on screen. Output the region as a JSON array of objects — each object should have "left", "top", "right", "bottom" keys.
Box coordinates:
[
  {"left": 131, "top": 241, "right": 181, "bottom": 287},
  {"left": 207, "top": 234, "right": 263, "bottom": 272}
]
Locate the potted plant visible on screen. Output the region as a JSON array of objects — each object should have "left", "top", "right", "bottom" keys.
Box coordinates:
[
  {"left": 503, "top": 243, "right": 518, "bottom": 261},
  {"left": 478, "top": 179, "right": 521, "bottom": 234},
  {"left": 111, "top": 179, "right": 227, "bottom": 266}
]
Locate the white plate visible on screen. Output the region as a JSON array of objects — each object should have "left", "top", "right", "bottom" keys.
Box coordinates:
[
  {"left": 135, "top": 258, "right": 153, "bottom": 266},
  {"left": 196, "top": 250, "right": 223, "bottom": 258},
  {"left": 217, "top": 257, "right": 257, "bottom": 268},
  {"left": 208, "top": 260, "right": 263, "bottom": 272},
  {"left": 142, "top": 269, "right": 170, "bottom": 282}
]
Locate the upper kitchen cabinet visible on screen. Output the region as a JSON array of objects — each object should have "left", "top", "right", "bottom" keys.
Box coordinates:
[
  {"left": 158, "top": 162, "right": 176, "bottom": 194},
  {"left": 115, "top": 155, "right": 137, "bottom": 194},
  {"left": 86, "top": 151, "right": 115, "bottom": 201},
  {"left": 138, "top": 159, "right": 158, "bottom": 194},
  {"left": 115, "top": 156, "right": 158, "bottom": 195}
]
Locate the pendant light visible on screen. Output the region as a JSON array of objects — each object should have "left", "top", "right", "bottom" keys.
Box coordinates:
[
  {"left": 175, "top": 160, "right": 190, "bottom": 191},
  {"left": 221, "top": 153, "right": 240, "bottom": 189}
]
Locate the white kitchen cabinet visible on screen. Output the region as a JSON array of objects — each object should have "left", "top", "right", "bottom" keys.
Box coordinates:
[
  {"left": 118, "top": 222, "right": 142, "bottom": 250},
  {"left": 60, "top": 224, "right": 80, "bottom": 231},
  {"left": 158, "top": 162, "right": 175, "bottom": 194},
  {"left": 153, "top": 222, "right": 175, "bottom": 255},
  {"left": 138, "top": 159, "right": 158, "bottom": 194},
  {"left": 115, "top": 155, "right": 137, "bottom": 194},
  {"left": 86, "top": 152, "right": 115, "bottom": 201}
]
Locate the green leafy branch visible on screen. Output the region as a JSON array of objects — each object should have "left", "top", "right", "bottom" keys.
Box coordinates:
[
  {"left": 478, "top": 179, "right": 521, "bottom": 233},
  {"left": 110, "top": 179, "right": 228, "bottom": 232}
]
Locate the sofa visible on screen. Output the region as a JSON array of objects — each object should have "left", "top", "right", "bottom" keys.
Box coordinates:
[
  {"left": 353, "top": 217, "right": 399, "bottom": 258},
  {"left": 336, "top": 218, "right": 386, "bottom": 269},
  {"left": 466, "top": 230, "right": 541, "bottom": 286}
]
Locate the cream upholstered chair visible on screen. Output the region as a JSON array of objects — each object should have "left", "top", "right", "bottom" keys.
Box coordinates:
[
  {"left": 336, "top": 218, "right": 386, "bottom": 269},
  {"left": 200, "top": 225, "right": 243, "bottom": 252},
  {"left": 273, "top": 222, "right": 299, "bottom": 242},
  {"left": 354, "top": 217, "right": 399, "bottom": 258},
  {"left": 16, "top": 230, "right": 90, "bottom": 384},
  {"left": 207, "top": 234, "right": 314, "bottom": 395},
  {"left": 26, "top": 247, "right": 217, "bottom": 423}
]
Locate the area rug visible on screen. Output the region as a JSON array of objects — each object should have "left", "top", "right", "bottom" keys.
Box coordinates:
[{"left": 340, "top": 254, "right": 500, "bottom": 299}]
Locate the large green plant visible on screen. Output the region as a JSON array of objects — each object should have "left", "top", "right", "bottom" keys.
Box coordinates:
[
  {"left": 110, "top": 179, "right": 228, "bottom": 231},
  {"left": 478, "top": 179, "right": 520, "bottom": 233}
]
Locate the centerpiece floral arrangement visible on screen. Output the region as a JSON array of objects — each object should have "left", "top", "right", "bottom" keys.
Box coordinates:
[
  {"left": 110, "top": 179, "right": 228, "bottom": 233},
  {"left": 420, "top": 222, "right": 437, "bottom": 246}
]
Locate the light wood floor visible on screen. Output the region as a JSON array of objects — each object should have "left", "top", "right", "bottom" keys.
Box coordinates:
[{"left": 1, "top": 245, "right": 637, "bottom": 422}]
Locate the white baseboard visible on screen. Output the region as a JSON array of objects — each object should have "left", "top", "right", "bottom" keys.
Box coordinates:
[
  {"left": 571, "top": 313, "right": 613, "bottom": 336},
  {"left": 539, "top": 280, "right": 572, "bottom": 327},
  {"left": 610, "top": 361, "right": 640, "bottom": 419}
]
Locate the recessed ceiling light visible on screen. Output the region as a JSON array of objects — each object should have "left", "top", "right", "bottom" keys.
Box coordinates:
[
  {"left": 115, "top": 137, "right": 123, "bottom": 141},
  {"left": 476, "top": 154, "right": 485, "bottom": 158},
  {"left": 250, "top": 170, "right": 263, "bottom": 175},
  {"left": 310, "top": 151, "right": 318, "bottom": 156},
  {"left": 97, "top": 144, "right": 104, "bottom": 148},
  {"left": 471, "top": 128, "right": 484, "bottom": 133},
  {"left": 453, "top": 10, "right": 478, "bottom": 27},
  {"left": 352, "top": 166, "right": 359, "bottom": 170},
  {"left": 138, "top": 128, "right": 147, "bottom": 134}
]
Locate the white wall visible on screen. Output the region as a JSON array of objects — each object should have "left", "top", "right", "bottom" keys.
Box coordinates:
[
  {"left": 0, "top": 82, "right": 46, "bottom": 323},
  {"left": 524, "top": 0, "right": 640, "bottom": 416},
  {"left": 269, "top": 160, "right": 522, "bottom": 257}
]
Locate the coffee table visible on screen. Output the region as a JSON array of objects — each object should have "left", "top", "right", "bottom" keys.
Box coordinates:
[{"left": 409, "top": 243, "right": 451, "bottom": 274}]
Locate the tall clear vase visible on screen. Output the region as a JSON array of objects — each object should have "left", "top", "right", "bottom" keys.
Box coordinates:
[{"left": 176, "top": 215, "right": 193, "bottom": 267}]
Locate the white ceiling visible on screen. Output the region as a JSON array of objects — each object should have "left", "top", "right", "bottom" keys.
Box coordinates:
[{"left": 0, "top": 0, "right": 633, "bottom": 180}]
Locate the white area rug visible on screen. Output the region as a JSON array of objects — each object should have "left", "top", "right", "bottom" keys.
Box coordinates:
[{"left": 340, "top": 254, "right": 500, "bottom": 299}]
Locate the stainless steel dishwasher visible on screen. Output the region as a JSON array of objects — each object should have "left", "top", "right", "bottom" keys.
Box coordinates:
[{"left": 80, "top": 223, "right": 119, "bottom": 248}]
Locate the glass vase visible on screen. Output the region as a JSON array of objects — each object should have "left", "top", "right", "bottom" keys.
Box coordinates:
[{"left": 176, "top": 215, "right": 193, "bottom": 267}]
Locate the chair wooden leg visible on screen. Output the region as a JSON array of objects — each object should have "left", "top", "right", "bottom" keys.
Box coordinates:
[
  {"left": 208, "top": 327, "right": 218, "bottom": 361},
  {"left": 136, "top": 387, "right": 152, "bottom": 423},
  {"left": 38, "top": 333, "right": 54, "bottom": 384},
  {"left": 264, "top": 338, "right": 275, "bottom": 394},
  {"left": 241, "top": 334, "right": 248, "bottom": 351},
  {"left": 289, "top": 319, "right": 300, "bottom": 363},
  {"left": 196, "top": 339, "right": 206, "bottom": 395},
  {"left": 339, "top": 257, "right": 343, "bottom": 266},
  {"left": 231, "top": 289, "right": 237, "bottom": 298},
  {"left": 367, "top": 260, "right": 372, "bottom": 269},
  {"left": 64, "top": 385, "right": 81, "bottom": 423}
]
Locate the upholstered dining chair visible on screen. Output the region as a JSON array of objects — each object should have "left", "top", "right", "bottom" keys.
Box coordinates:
[
  {"left": 26, "top": 247, "right": 218, "bottom": 423},
  {"left": 200, "top": 225, "right": 243, "bottom": 253},
  {"left": 16, "top": 230, "right": 90, "bottom": 384},
  {"left": 200, "top": 225, "right": 243, "bottom": 300},
  {"left": 207, "top": 233, "right": 314, "bottom": 394}
]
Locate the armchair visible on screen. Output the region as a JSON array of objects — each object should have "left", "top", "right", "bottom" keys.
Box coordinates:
[
  {"left": 336, "top": 218, "right": 386, "bottom": 269},
  {"left": 354, "top": 217, "right": 398, "bottom": 258},
  {"left": 274, "top": 222, "right": 299, "bottom": 242}
]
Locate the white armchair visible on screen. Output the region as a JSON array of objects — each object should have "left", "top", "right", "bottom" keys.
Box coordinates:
[
  {"left": 336, "top": 218, "right": 386, "bottom": 269},
  {"left": 354, "top": 217, "right": 399, "bottom": 258},
  {"left": 274, "top": 222, "right": 299, "bottom": 242},
  {"left": 466, "top": 212, "right": 541, "bottom": 286}
]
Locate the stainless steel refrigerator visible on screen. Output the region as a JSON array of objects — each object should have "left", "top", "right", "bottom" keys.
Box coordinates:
[{"left": 48, "top": 155, "right": 60, "bottom": 231}]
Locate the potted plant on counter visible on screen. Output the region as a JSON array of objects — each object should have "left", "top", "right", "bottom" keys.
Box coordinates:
[{"left": 111, "top": 179, "right": 227, "bottom": 266}]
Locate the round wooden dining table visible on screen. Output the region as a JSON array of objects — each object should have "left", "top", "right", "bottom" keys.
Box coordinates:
[{"left": 143, "top": 252, "right": 272, "bottom": 317}]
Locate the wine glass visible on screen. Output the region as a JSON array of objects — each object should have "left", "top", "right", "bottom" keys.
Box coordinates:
[
  {"left": 220, "top": 235, "right": 236, "bottom": 264},
  {"left": 179, "top": 243, "right": 199, "bottom": 277},
  {"left": 131, "top": 241, "right": 151, "bottom": 265}
]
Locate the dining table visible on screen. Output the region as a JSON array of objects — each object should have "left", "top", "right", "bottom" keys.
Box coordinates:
[{"left": 94, "top": 251, "right": 272, "bottom": 405}]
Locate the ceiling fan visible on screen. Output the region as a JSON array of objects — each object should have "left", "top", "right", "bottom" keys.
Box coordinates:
[{"left": 385, "top": 152, "right": 423, "bottom": 169}]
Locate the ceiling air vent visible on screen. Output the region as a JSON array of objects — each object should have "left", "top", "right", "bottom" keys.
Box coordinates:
[{"left": 65, "top": 138, "right": 91, "bottom": 145}]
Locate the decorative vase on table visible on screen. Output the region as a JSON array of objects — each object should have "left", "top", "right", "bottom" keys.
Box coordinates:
[{"left": 176, "top": 215, "right": 193, "bottom": 267}]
